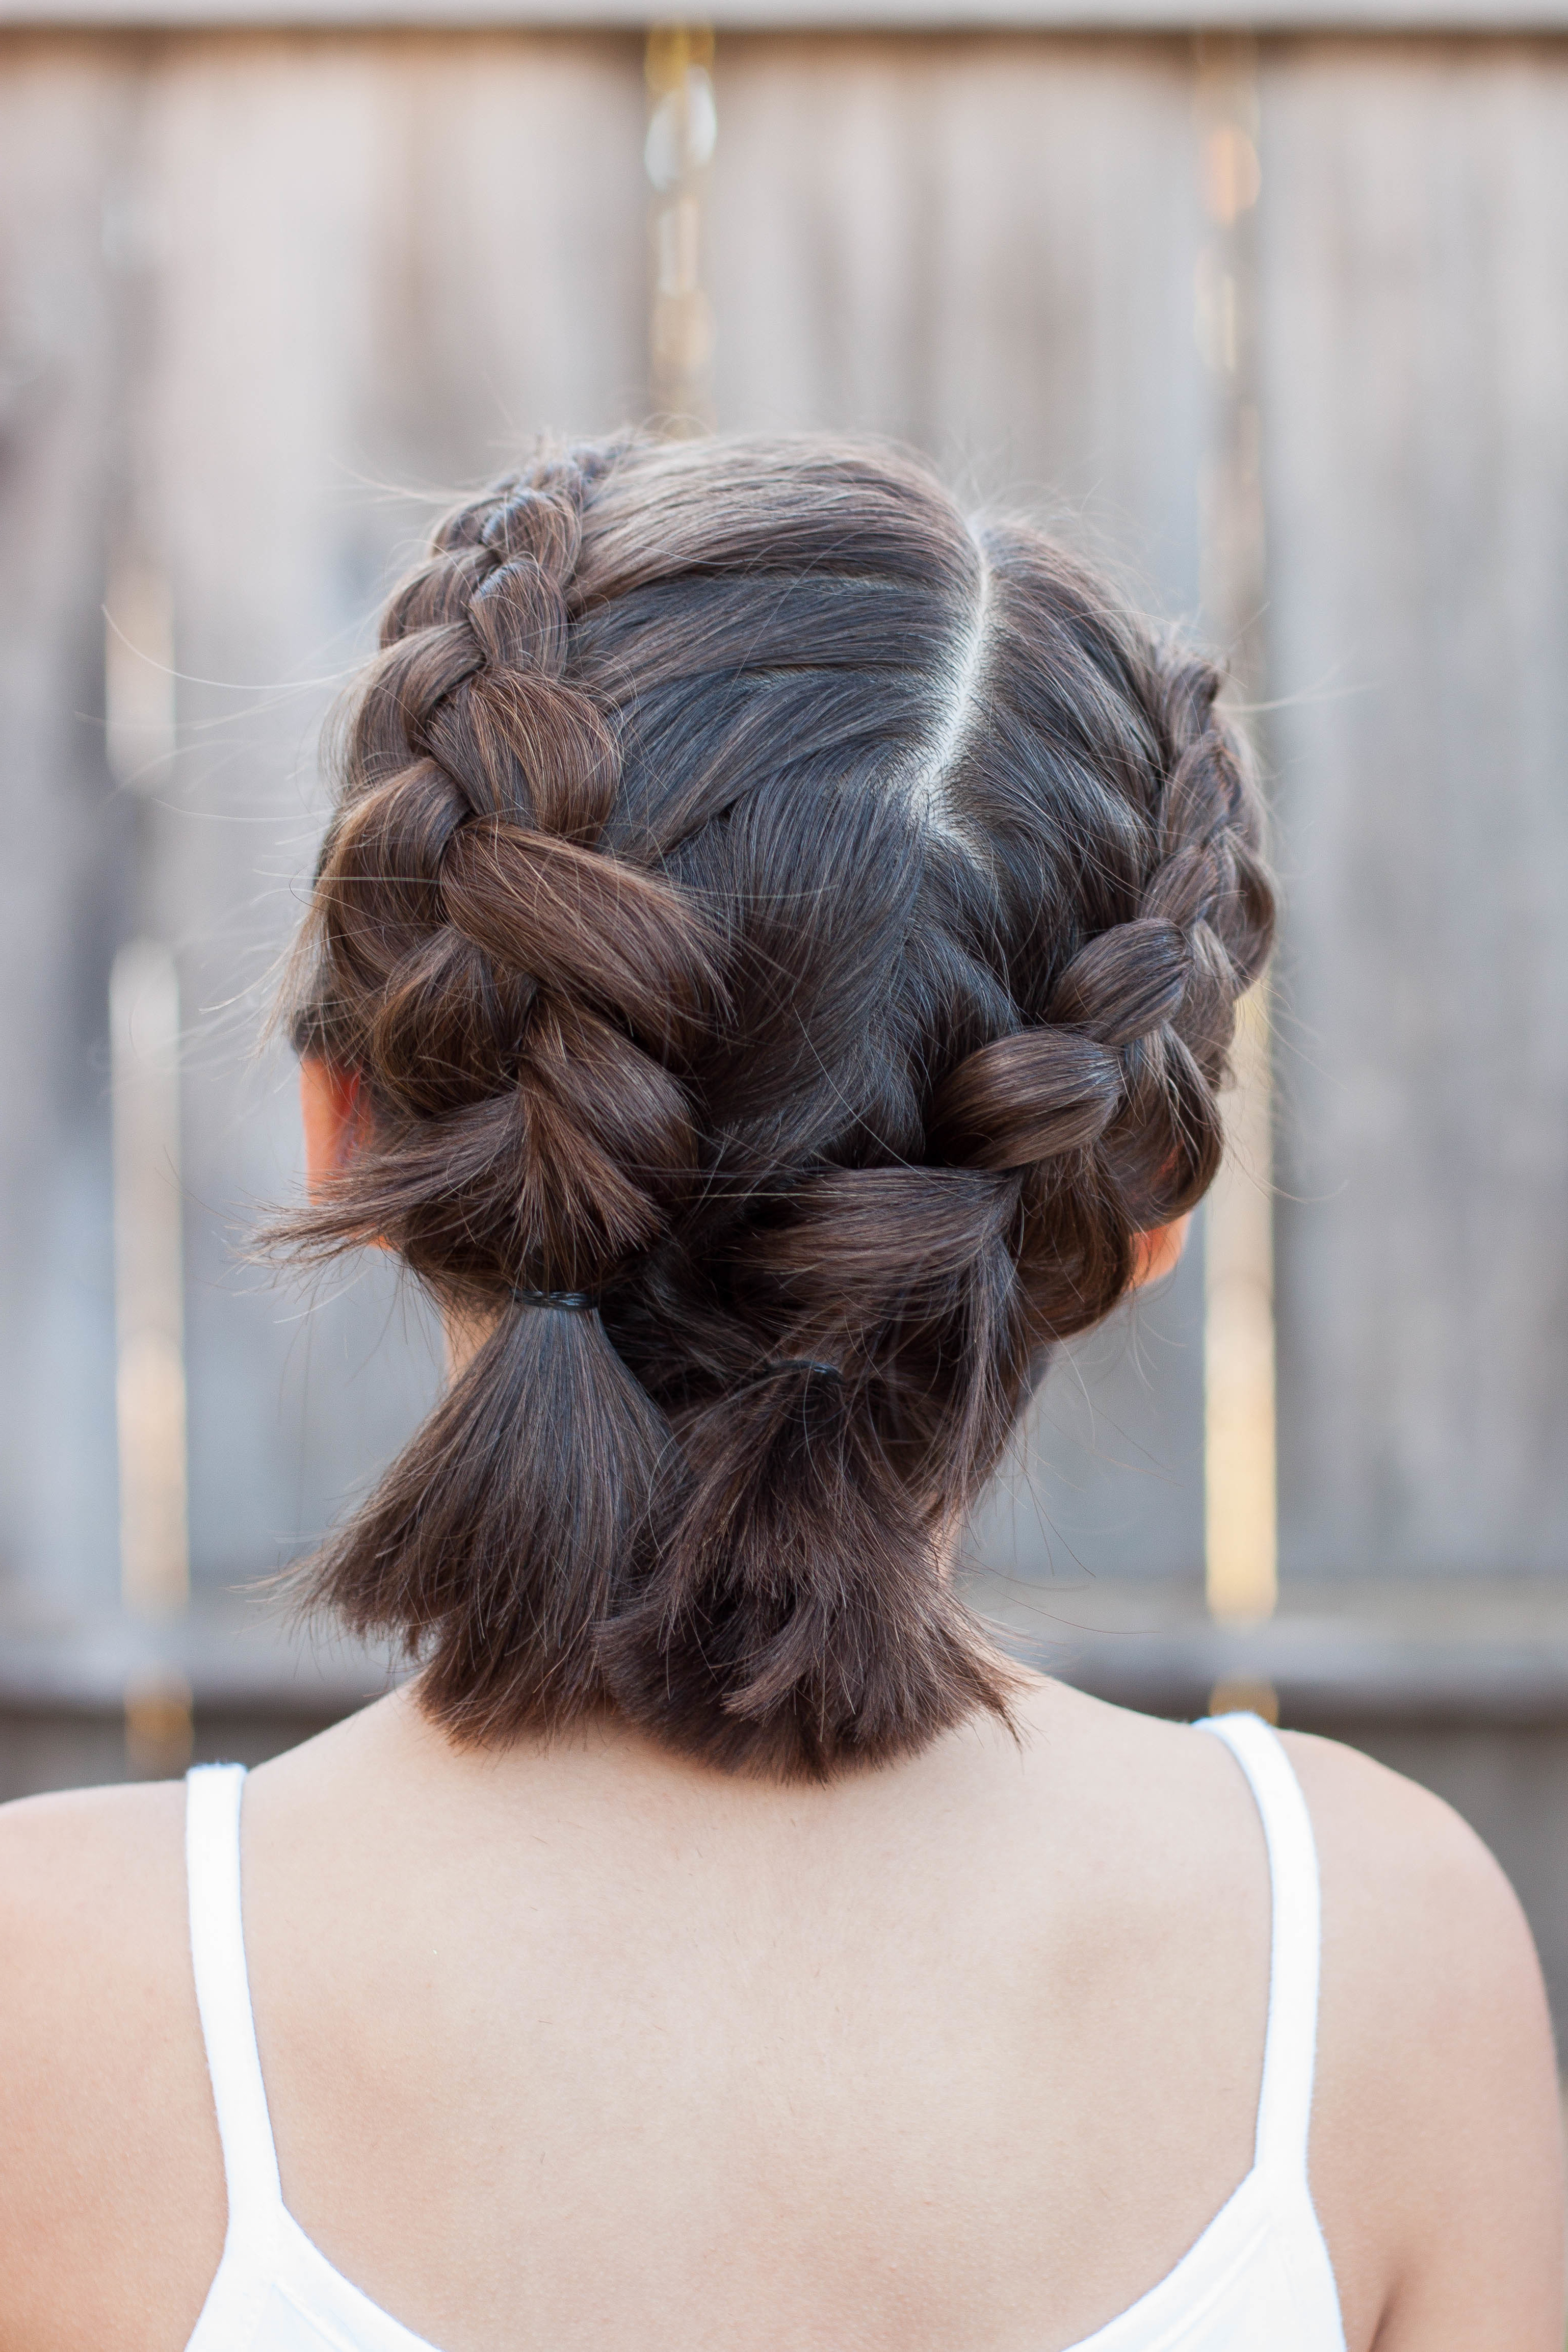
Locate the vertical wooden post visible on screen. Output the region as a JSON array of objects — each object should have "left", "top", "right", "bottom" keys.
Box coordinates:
[
  {"left": 110, "top": 929, "right": 190, "bottom": 1620},
  {"left": 1195, "top": 40, "right": 1278, "bottom": 1649},
  {"left": 107, "top": 556, "right": 193, "bottom": 1766},
  {"left": 103, "top": 116, "right": 194, "bottom": 1766},
  {"left": 645, "top": 22, "right": 717, "bottom": 433}
]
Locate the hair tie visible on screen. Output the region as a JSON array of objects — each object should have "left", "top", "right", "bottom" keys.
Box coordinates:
[
  {"left": 761, "top": 1357, "right": 842, "bottom": 1381},
  {"left": 509, "top": 1287, "right": 598, "bottom": 1312}
]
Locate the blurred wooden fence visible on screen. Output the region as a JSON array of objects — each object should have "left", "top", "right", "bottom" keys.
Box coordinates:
[
  {"left": 1, "top": 16, "right": 1567, "bottom": 2001},
  {"left": 3, "top": 22, "right": 1564, "bottom": 1594}
]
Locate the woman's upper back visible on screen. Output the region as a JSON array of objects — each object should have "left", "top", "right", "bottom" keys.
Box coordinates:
[
  {"left": 0, "top": 1677, "right": 1558, "bottom": 2352},
  {"left": 179, "top": 1703, "right": 1342, "bottom": 2352}
]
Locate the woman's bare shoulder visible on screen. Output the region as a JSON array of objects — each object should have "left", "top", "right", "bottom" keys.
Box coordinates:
[
  {"left": 0, "top": 1768, "right": 184, "bottom": 1864},
  {"left": 0, "top": 1779, "right": 195, "bottom": 2181},
  {"left": 1014, "top": 1687, "right": 1553, "bottom": 2025},
  {"left": 1007, "top": 1693, "right": 1563, "bottom": 2347},
  {"left": 0, "top": 1781, "right": 225, "bottom": 2352},
  {"left": 1283, "top": 1730, "right": 1564, "bottom": 2351},
  {"left": 1280, "top": 1726, "right": 1554, "bottom": 2079},
  {"left": 0, "top": 1776, "right": 187, "bottom": 2013}
]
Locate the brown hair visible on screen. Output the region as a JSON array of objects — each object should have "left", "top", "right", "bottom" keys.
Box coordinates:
[{"left": 279, "top": 432, "right": 1273, "bottom": 1779}]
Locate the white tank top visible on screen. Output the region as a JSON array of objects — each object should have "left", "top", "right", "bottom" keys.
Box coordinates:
[{"left": 182, "top": 1712, "right": 1346, "bottom": 2352}]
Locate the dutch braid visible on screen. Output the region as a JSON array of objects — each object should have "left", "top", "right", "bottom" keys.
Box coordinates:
[
  {"left": 285, "top": 449, "right": 724, "bottom": 1738},
  {"left": 278, "top": 434, "right": 1274, "bottom": 1777}
]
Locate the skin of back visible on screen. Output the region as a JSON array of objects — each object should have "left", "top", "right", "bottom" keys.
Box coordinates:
[{"left": 0, "top": 1676, "right": 1559, "bottom": 2352}]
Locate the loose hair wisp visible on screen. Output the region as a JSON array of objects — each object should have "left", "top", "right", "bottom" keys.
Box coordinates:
[{"left": 278, "top": 434, "right": 1274, "bottom": 1779}]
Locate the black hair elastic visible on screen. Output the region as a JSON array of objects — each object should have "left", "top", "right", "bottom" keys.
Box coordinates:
[{"left": 509, "top": 1287, "right": 598, "bottom": 1312}]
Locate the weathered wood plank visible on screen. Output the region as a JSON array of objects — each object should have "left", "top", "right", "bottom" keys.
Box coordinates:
[
  {"left": 1261, "top": 41, "right": 1568, "bottom": 1581},
  {"left": 710, "top": 36, "right": 1207, "bottom": 594},
  {"left": 0, "top": 53, "right": 129, "bottom": 1606}
]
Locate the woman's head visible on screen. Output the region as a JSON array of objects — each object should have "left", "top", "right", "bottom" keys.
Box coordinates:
[{"left": 281, "top": 432, "right": 1273, "bottom": 1779}]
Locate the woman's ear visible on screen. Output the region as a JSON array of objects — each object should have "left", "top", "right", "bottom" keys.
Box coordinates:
[
  {"left": 299, "top": 1059, "right": 364, "bottom": 1201},
  {"left": 1130, "top": 1212, "right": 1192, "bottom": 1291}
]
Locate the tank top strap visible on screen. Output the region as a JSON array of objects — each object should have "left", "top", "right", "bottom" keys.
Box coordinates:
[
  {"left": 185, "top": 1763, "right": 283, "bottom": 2227},
  {"left": 1195, "top": 1712, "right": 1322, "bottom": 2182}
]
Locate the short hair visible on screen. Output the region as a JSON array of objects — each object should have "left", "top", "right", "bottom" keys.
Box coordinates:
[{"left": 277, "top": 432, "right": 1273, "bottom": 1780}]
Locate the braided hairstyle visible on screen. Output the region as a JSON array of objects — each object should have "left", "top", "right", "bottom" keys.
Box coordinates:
[{"left": 280, "top": 432, "right": 1274, "bottom": 1779}]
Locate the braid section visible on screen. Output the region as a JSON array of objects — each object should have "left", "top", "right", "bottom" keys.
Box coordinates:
[
  {"left": 922, "top": 541, "right": 1274, "bottom": 1345},
  {"left": 279, "top": 445, "right": 723, "bottom": 1731}
]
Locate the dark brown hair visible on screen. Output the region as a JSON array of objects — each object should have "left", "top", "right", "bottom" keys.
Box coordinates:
[{"left": 279, "top": 432, "right": 1273, "bottom": 1779}]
